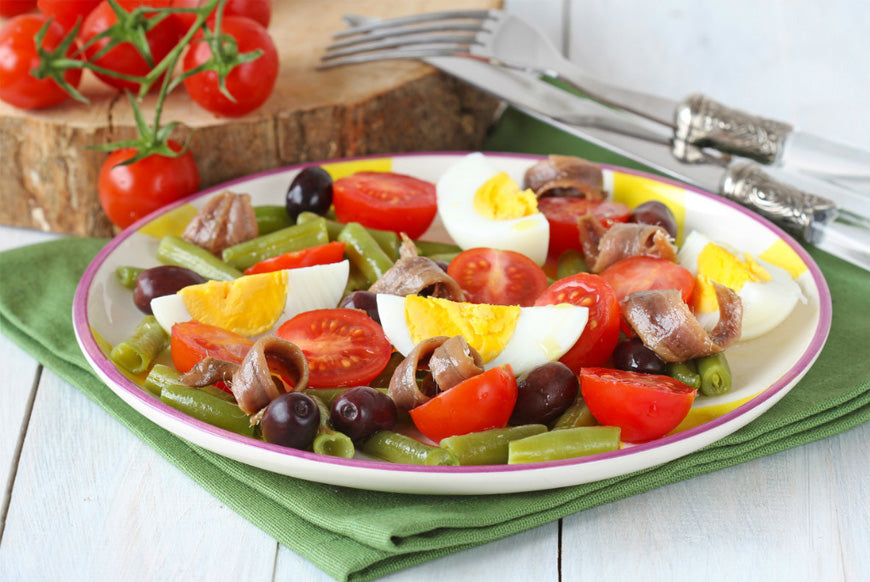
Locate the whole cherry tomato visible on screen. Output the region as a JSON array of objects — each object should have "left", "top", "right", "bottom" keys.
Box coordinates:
[
  {"left": 172, "top": 0, "right": 271, "bottom": 29},
  {"left": 98, "top": 140, "right": 200, "bottom": 228},
  {"left": 0, "top": 13, "right": 82, "bottom": 109},
  {"left": 36, "top": 0, "right": 101, "bottom": 30},
  {"left": 0, "top": 0, "right": 37, "bottom": 18}
]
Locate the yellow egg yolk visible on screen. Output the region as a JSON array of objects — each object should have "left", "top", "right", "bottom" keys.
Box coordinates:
[
  {"left": 178, "top": 271, "right": 288, "bottom": 337},
  {"left": 404, "top": 295, "right": 520, "bottom": 363},
  {"left": 694, "top": 243, "right": 771, "bottom": 314},
  {"left": 473, "top": 172, "right": 538, "bottom": 220}
]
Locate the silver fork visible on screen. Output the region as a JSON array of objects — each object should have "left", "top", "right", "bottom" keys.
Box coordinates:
[{"left": 320, "top": 9, "right": 680, "bottom": 128}]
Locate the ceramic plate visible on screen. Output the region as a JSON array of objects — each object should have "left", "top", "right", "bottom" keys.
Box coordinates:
[{"left": 73, "top": 152, "right": 831, "bottom": 495}]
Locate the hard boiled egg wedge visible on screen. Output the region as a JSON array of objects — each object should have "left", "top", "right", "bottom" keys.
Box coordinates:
[
  {"left": 437, "top": 153, "right": 550, "bottom": 265},
  {"left": 151, "top": 260, "right": 349, "bottom": 337},
  {"left": 377, "top": 294, "right": 588, "bottom": 376},
  {"left": 678, "top": 231, "right": 804, "bottom": 341}
]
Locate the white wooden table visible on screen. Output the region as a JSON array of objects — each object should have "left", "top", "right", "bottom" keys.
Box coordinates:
[{"left": 2, "top": 1, "right": 869, "bottom": 580}]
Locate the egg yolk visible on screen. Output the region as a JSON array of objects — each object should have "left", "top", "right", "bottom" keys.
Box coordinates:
[
  {"left": 473, "top": 172, "right": 538, "bottom": 220},
  {"left": 404, "top": 295, "right": 520, "bottom": 363},
  {"left": 694, "top": 243, "right": 771, "bottom": 313},
  {"left": 178, "top": 271, "right": 288, "bottom": 337}
]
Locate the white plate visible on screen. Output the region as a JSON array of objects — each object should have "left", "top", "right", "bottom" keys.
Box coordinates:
[{"left": 73, "top": 152, "right": 831, "bottom": 495}]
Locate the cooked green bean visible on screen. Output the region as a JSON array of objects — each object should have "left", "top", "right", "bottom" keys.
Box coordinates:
[
  {"left": 144, "top": 364, "right": 234, "bottom": 402},
  {"left": 507, "top": 426, "right": 621, "bottom": 464},
  {"left": 115, "top": 265, "right": 144, "bottom": 289},
  {"left": 221, "top": 218, "right": 330, "bottom": 269},
  {"left": 343, "top": 262, "right": 372, "bottom": 295},
  {"left": 440, "top": 425, "right": 547, "bottom": 465},
  {"left": 667, "top": 360, "right": 701, "bottom": 390},
  {"left": 556, "top": 249, "right": 588, "bottom": 279},
  {"left": 697, "top": 352, "right": 732, "bottom": 396},
  {"left": 308, "top": 394, "right": 355, "bottom": 458},
  {"left": 255, "top": 205, "right": 294, "bottom": 235},
  {"left": 551, "top": 399, "right": 598, "bottom": 430},
  {"left": 157, "top": 235, "right": 241, "bottom": 281},
  {"left": 297, "top": 211, "right": 343, "bottom": 239},
  {"left": 427, "top": 252, "right": 460, "bottom": 264},
  {"left": 109, "top": 316, "right": 169, "bottom": 375},
  {"left": 160, "top": 384, "right": 255, "bottom": 437},
  {"left": 297, "top": 212, "right": 400, "bottom": 261},
  {"left": 362, "top": 431, "right": 459, "bottom": 466},
  {"left": 337, "top": 222, "right": 394, "bottom": 285},
  {"left": 414, "top": 240, "right": 462, "bottom": 257}
]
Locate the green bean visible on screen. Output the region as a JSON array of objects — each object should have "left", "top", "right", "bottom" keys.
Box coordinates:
[
  {"left": 255, "top": 205, "right": 294, "bottom": 235},
  {"left": 361, "top": 431, "right": 459, "bottom": 466},
  {"left": 427, "top": 252, "right": 461, "bottom": 264},
  {"left": 697, "top": 352, "right": 732, "bottom": 396},
  {"left": 667, "top": 360, "right": 701, "bottom": 390},
  {"left": 160, "top": 384, "right": 255, "bottom": 437},
  {"left": 302, "top": 387, "right": 390, "bottom": 408},
  {"left": 440, "top": 425, "right": 547, "bottom": 465},
  {"left": 297, "top": 211, "right": 343, "bottom": 239},
  {"left": 157, "top": 235, "right": 241, "bottom": 282},
  {"left": 308, "top": 394, "right": 355, "bottom": 458},
  {"left": 143, "top": 364, "right": 234, "bottom": 401},
  {"left": 337, "top": 222, "right": 394, "bottom": 285},
  {"left": 110, "top": 316, "right": 170, "bottom": 375},
  {"left": 115, "top": 265, "right": 144, "bottom": 289},
  {"left": 343, "top": 262, "right": 372, "bottom": 295},
  {"left": 297, "top": 212, "right": 400, "bottom": 261},
  {"left": 556, "top": 249, "right": 588, "bottom": 279},
  {"left": 551, "top": 399, "right": 598, "bottom": 430},
  {"left": 221, "top": 218, "right": 329, "bottom": 270},
  {"left": 414, "top": 240, "right": 462, "bottom": 257},
  {"left": 507, "top": 426, "right": 621, "bottom": 464}
]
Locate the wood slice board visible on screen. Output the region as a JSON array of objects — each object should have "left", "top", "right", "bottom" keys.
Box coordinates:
[{"left": 0, "top": 0, "right": 503, "bottom": 237}]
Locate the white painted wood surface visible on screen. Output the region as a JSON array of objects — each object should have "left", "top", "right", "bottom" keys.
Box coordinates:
[{"left": 1, "top": 1, "right": 869, "bottom": 580}]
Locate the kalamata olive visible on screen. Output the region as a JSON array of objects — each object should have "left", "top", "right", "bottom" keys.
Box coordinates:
[
  {"left": 132, "top": 265, "right": 206, "bottom": 314},
  {"left": 613, "top": 337, "right": 667, "bottom": 375},
  {"left": 330, "top": 386, "right": 397, "bottom": 441},
  {"left": 261, "top": 392, "right": 321, "bottom": 450},
  {"left": 338, "top": 290, "right": 380, "bottom": 324},
  {"left": 509, "top": 362, "right": 579, "bottom": 426},
  {"left": 629, "top": 200, "right": 678, "bottom": 239},
  {"left": 285, "top": 166, "right": 333, "bottom": 221}
]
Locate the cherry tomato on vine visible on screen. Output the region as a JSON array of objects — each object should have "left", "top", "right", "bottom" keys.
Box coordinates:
[
  {"left": 447, "top": 248, "right": 548, "bottom": 306},
  {"left": 332, "top": 172, "right": 437, "bottom": 239},
  {"left": 37, "top": 0, "right": 101, "bottom": 30},
  {"left": 0, "top": 13, "right": 82, "bottom": 109},
  {"left": 98, "top": 139, "right": 200, "bottom": 228},
  {"left": 182, "top": 15, "right": 278, "bottom": 117},
  {"left": 537, "top": 197, "right": 630, "bottom": 259},
  {"left": 0, "top": 0, "right": 37, "bottom": 18},
  {"left": 172, "top": 0, "right": 271, "bottom": 29}
]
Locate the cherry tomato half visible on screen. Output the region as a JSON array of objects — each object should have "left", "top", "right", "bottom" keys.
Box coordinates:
[
  {"left": 37, "top": 0, "right": 101, "bottom": 30},
  {"left": 276, "top": 308, "right": 392, "bottom": 388},
  {"left": 447, "top": 247, "right": 548, "bottom": 306},
  {"left": 0, "top": 1, "right": 37, "bottom": 18},
  {"left": 409, "top": 365, "right": 518, "bottom": 443},
  {"left": 98, "top": 140, "right": 201, "bottom": 228},
  {"left": 535, "top": 273, "right": 620, "bottom": 371},
  {"left": 0, "top": 13, "right": 82, "bottom": 109},
  {"left": 243, "top": 241, "right": 346, "bottom": 275},
  {"left": 170, "top": 320, "right": 253, "bottom": 374},
  {"left": 580, "top": 367, "right": 696, "bottom": 443},
  {"left": 332, "top": 172, "right": 437, "bottom": 239},
  {"left": 538, "top": 197, "right": 630, "bottom": 259},
  {"left": 599, "top": 256, "right": 695, "bottom": 304}
]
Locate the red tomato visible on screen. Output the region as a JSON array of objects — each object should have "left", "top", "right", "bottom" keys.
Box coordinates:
[
  {"left": 535, "top": 273, "right": 620, "bottom": 371},
  {"left": 37, "top": 0, "right": 101, "bottom": 30},
  {"left": 0, "top": 13, "right": 82, "bottom": 109},
  {"left": 0, "top": 1, "right": 37, "bottom": 18},
  {"left": 599, "top": 256, "right": 695, "bottom": 304},
  {"left": 276, "top": 308, "right": 392, "bottom": 388},
  {"left": 170, "top": 320, "right": 253, "bottom": 374},
  {"left": 538, "top": 197, "right": 630, "bottom": 259},
  {"left": 98, "top": 140, "right": 201, "bottom": 228},
  {"left": 332, "top": 172, "right": 437, "bottom": 239},
  {"left": 171, "top": 0, "right": 271, "bottom": 29},
  {"left": 80, "top": 0, "right": 182, "bottom": 92},
  {"left": 243, "top": 241, "right": 346, "bottom": 275},
  {"left": 409, "top": 366, "right": 518, "bottom": 442},
  {"left": 182, "top": 15, "right": 278, "bottom": 117},
  {"left": 580, "top": 367, "right": 696, "bottom": 443},
  {"left": 447, "top": 247, "right": 548, "bottom": 306}
]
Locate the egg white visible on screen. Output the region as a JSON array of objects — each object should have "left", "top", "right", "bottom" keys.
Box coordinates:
[
  {"left": 151, "top": 260, "right": 350, "bottom": 337},
  {"left": 436, "top": 153, "right": 550, "bottom": 265}
]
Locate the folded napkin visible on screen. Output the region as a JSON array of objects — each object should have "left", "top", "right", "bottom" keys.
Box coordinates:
[{"left": 2, "top": 110, "right": 869, "bottom": 582}]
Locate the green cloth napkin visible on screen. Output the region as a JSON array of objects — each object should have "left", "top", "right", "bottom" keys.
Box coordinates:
[{"left": 1, "top": 110, "right": 869, "bottom": 582}]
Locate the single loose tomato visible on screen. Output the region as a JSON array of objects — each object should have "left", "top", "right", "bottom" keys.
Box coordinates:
[
  {"left": 98, "top": 140, "right": 201, "bottom": 228},
  {"left": 171, "top": 0, "right": 271, "bottom": 29},
  {"left": 599, "top": 256, "right": 695, "bottom": 304},
  {"left": 580, "top": 367, "right": 696, "bottom": 443},
  {"left": 170, "top": 320, "right": 253, "bottom": 374},
  {"left": 243, "top": 241, "right": 346, "bottom": 275},
  {"left": 535, "top": 273, "right": 620, "bottom": 371},
  {"left": 0, "top": 0, "right": 37, "bottom": 18},
  {"left": 182, "top": 15, "right": 278, "bottom": 117},
  {"left": 37, "top": 0, "right": 101, "bottom": 30},
  {"left": 332, "top": 172, "right": 437, "bottom": 239},
  {"left": 0, "top": 13, "right": 82, "bottom": 109},
  {"left": 538, "top": 197, "right": 630, "bottom": 258},
  {"left": 409, "top": 365, "right": 518, "bottom": 442},
  {"left": 447, "top": 247, "right": 548, "bottom": 306},
  {"left": 276, "top": 308, "right": 392, "bottom": 388}
]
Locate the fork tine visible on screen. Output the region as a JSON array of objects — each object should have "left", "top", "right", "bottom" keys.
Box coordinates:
[
  {"left": 333, "top": 9, "right": 494, "bottom": 39},
  {"left": 317, "top": 47, "right": 469, "bottom": 70},
  {"left": 327, "top": 22, "right": 483, "bottom": 50},
  {"left": 324, "top": 33, "right": 477, "bottom": 59}
]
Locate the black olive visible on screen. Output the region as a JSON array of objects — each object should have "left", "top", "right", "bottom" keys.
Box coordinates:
[
  {"left": 285, "top": 166, "right": 333, "bottom": 221},
  {"left": 612, "top": 337, "right": 667, "bottom": 375},
  {"left": 330, "top": 386, "right": 397, "bottom": 441},
  {"left": 338, "top": 290, "right": 380, "bottom": 324},
  {"left": 133, "top": 265, "right": 206, "bottom": 314},
  {"left": 509, "top": 362, "right": 579, "bottom": 426},
  {"left": 261, "top": 392, "right": 321, "bottom": 450},
  {"left": 629, "top": 200, "right": 678, "bottom": 239}
]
